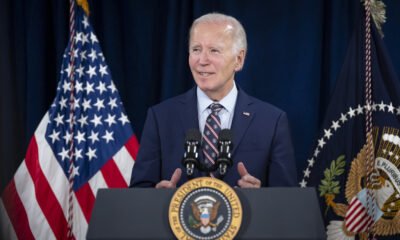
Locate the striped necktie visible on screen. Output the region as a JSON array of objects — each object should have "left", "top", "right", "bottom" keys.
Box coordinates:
[{"left": 202, "top": 103, "right": 223, "bottom": 170}]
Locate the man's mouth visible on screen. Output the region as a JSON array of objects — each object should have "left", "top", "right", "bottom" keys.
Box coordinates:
[{"left": 198, "top": 72, "right": 213, "bottom": 77}]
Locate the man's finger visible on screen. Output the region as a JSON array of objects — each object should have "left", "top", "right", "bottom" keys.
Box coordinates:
[
  {"left": 238, "top": 178, "right": 261, "bottom": 188},
  {"left": 170, "top": 168, "right": 182, "bottom": 185},
  {"left": 242, "top": 175, "right": 259, "bottom": 185},
  {"left": 237, "top": 179, "right": 257, "bottom": 188},
  {"left": 237, "top": 162, "right": 249, "bottom": 177},
  {"left": 156, "top": 180, "right": 171, "bottom": 189}
]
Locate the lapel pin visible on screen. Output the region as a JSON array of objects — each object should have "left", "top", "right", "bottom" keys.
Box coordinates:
[{"left": 243, "top": 112, "right": 250, "bottom": 116}]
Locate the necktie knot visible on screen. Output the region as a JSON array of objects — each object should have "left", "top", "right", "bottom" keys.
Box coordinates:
[{"left": 210, "top": 103, "right": 223, "bottom": 115}]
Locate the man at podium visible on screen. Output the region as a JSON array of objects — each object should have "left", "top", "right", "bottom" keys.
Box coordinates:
[{"left": 130, "top": 13, "right": 297, "bottom": 189}]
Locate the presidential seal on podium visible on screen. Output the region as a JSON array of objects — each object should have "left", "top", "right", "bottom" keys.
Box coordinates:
[{"left": 169, "top": 177, "right": 242, "bottom": 240}]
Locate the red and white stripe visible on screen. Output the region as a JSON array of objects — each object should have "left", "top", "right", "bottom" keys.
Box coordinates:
[
  {"left": 345, "top": 197, "right": 374, "bottom": 233},
  {"left": 1, "top": 113, "right": 139, "bottom": 239}
]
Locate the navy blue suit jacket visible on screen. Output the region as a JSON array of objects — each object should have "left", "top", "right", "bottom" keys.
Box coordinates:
[{"left": 130, "top": 87, "right": 297, "bottom": 187}]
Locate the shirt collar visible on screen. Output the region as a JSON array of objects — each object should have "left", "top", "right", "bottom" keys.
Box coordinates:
[{"left": 197, "top": 81, "right": 238, "bottom": 114}]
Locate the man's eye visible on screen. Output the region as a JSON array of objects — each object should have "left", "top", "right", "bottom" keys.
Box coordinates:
[
  {"left": 211, "top": 49, "right": 220, "bottom": 54},
  {"left": 191, "top": 48, "right": 200, "bottom": 53}
]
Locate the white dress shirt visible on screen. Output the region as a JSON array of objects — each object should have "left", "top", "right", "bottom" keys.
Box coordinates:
[{"left": 197, "top": 82, "right": 238, "bottom": 133}]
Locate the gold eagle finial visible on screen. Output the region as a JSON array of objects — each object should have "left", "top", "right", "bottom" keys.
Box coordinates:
[{"left": 76, "top": 0, "right": 90, "bottom": 16}]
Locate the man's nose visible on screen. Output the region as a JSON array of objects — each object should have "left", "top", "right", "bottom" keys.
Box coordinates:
[{"left": 199, "top": 51, "right": 210, "bottom": 64}]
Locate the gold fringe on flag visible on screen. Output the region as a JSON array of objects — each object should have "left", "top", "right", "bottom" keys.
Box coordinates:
[
  {"left": 77, "top": 0, "right": 90, "bottom": 16},
  {"left": 362, "top": 0, "right": 386, "bottom": 37}
]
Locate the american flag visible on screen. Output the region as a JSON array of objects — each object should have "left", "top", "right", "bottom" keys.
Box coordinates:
[
  {"left": 0, "top": 4, "right": 139, "bottom": 239},
  {"left": 344, "top": 189, "right": 383, "bottom": 234}
]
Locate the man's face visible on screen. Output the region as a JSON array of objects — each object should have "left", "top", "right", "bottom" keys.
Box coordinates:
[{"left": 189, "top": 22, "right": 244, "bottom": 100}]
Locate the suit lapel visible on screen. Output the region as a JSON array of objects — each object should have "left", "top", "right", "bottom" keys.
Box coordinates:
[
  {"left": 231, "top": 88, "right": 254, "bottom": 155},
  {"left": 178, "top": 87, "right": 199, "bottom": 132},
  {"left": 178, "top": 88, "right": 206, "bottom": 178}
]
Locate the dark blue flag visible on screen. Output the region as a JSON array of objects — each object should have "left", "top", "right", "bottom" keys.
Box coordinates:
[{"left": 301, "top": 3, "right": 400, "bottom": 239}]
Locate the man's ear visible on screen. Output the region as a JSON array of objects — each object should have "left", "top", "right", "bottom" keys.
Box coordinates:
[{"left": 234, "top": 49, "right": 246, "bottom": 72}]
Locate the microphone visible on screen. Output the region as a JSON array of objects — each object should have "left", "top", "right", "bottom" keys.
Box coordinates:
[
  {"left": 216, "top": 129, "right": 233, "bottom": 176},
  {"left": 182, "top": 129, "right": 201, "bottom": 176}
]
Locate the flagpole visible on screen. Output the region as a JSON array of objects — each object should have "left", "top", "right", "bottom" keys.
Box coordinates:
[
  {"left": 364, "top": 0, "right": 377, "bottom": 239},
  {"left": 67, "top": 0, "right": 77, "bottom": 238}
]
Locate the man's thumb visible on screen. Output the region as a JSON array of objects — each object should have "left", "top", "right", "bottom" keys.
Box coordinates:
[
  {"left": 170, "top": 168, "right": 182, "bottom": 185},
  {"left": 237, "top": 162, "right": 249, "bottom": 177}
]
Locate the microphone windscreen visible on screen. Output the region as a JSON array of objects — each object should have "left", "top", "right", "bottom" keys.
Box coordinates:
[
  {"left": 219, "top": 129, "right": 233, "bottom": 141},
  {"left": 185, "top": 128, "right": 202, "bottom": 142}
]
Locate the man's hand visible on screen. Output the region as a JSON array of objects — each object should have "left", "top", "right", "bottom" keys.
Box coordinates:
[
  {"left": 237, "top": 162, "right": 261, "bottom": 188},
  {"left": 155, "top": 168, "right": 182, "bottom": 189}
]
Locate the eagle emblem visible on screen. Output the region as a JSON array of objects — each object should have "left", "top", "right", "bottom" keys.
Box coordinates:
[
  {"left": 320, "top": 127, "right": 400, "bottom": 239},
  {"left": 189, "top": 195, "right": 224, "bottom": 234},
  {"left": 169, "top": 177, "right": 242, "bottom": 239}
]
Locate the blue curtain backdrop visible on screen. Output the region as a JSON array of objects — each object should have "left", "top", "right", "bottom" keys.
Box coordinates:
[{"left": 1, "top": 0, "right": 400, "bottom": 192}]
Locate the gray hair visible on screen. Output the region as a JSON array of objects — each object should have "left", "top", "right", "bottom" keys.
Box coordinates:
[{"left": 189, "top": 13, "right": 247, "bottom": 55}]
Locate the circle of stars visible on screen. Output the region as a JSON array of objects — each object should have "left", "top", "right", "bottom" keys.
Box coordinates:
[{"left": 300, "top": 102, "right": 400, "bottom": 188}]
